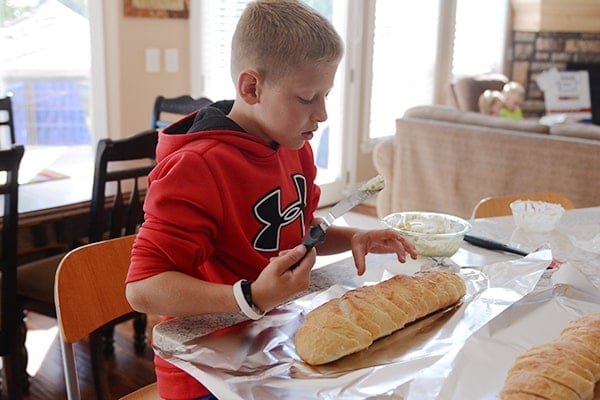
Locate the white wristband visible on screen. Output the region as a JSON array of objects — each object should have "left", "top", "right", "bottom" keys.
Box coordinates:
[{"left": 233, "top": 280, "right": 264, "bottom": 320}]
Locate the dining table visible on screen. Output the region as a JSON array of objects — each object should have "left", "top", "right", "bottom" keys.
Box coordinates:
[
  {"left": 0, "top": 145, "right": 96, "bottom": 260},
  {"left": 152, "top": 206, "right": 600, "bottom": 399},
  {"left": 15, "top": 145, "right": 94, "bottom": 222},
  {"left": 1, "top": 144, "right": 151, "bottom": 262}
]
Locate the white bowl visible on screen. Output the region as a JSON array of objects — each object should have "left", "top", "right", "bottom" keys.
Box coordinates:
[
  {"left": 381, "top": 211, "right": 472, "bottom": 257},
  {"left": 510, "top": 200, "right": 565, "bottom": 233}
]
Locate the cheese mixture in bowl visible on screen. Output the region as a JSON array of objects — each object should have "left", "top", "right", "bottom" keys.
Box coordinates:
[{"left": 381, "top": 211, "right": 472, "bottom": 257}]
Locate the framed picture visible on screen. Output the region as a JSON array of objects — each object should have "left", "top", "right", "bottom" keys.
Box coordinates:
[{"left": 124, "top": 0, "right": 189, "bottom": 19}]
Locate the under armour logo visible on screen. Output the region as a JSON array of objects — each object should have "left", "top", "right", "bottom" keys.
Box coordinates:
[{"left": 253, "top": 174, "right": 307, "bottom": 252}]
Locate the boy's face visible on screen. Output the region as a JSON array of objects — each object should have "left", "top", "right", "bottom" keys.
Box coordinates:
[{"left": 252, "top": 61, "right": 339, "bottom": 150}]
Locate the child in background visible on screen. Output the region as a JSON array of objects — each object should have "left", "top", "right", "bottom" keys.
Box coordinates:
[
  {"left": 125, "top": 1, "right": 418, "bottom": 399},
  {"left": 478, "top": 89, "right": 504, "bottom": 116},
  {"left": 499, "top": 81, "right": 525, "bottom": 119}
]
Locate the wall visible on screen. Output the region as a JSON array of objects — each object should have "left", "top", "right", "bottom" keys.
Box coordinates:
[
  {"left": 511, "top": 0, "right": 600, "bottom": 33},
  {"left": 103, "top": 2, "right": 190, "bottom": 138}
]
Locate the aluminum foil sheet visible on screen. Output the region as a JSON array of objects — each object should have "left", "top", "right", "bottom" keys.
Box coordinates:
[
  {"left": 398, "top": 264, "right": 600, "bottom": 399},
  {"left": 154, "top": 249, "right": 582, "bottom": 400}
]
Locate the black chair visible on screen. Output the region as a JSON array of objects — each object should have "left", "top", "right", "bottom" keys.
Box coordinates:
[
  {"left": 151, "top": 95, "right": 212, "bottom": 130},
  {"left": 0, "top": 96, "right": 16, "bottom": 145},
  {"left": 0, "top": 144, "right": 25, "bottom": 400},
  {"left": 16, "top": 129, "right": 158, "bottom": 400}
]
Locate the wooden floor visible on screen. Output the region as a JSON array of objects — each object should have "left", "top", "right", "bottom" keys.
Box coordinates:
[{"left": 15, "top": 312, "right": 160, "bottom": 400}]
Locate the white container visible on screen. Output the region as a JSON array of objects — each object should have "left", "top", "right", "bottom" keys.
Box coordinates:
[{"left": 510, "top": 200, "right": 565, "bottom": 233}]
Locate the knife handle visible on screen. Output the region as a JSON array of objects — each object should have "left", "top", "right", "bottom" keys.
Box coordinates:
[
  {"left": 289, "top": 225, "right": 326, "bottom": 270},
  {"left": 463, "top": 234, "right": 529, "bottom": 256}
]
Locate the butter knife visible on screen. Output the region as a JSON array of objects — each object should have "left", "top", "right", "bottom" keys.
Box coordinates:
[{"left": 290, "top": 175, "right": 384, "bottom": 269}]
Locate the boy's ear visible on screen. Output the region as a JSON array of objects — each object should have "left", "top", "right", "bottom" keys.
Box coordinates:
[{"left": 237, "top": 70, "right": 260, "bottom": 105}]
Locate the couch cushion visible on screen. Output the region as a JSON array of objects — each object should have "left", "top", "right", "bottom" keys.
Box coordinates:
[
  {"left": 549, "top": 122, "right": 600, "bottom": 141},
  {"left": 403, "top": 105, "right": 549, "bottom": 134}
]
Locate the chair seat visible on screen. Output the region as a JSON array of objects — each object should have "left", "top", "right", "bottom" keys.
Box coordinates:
[{"left": 17, "top": 253, "right": 65, "bottom": 304}]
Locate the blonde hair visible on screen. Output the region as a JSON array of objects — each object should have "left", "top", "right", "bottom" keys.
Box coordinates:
[
  {"left": 502, "top": 81, "right": 525, "bottom": 97},
  {"left": 478, "top": 89, "right": 504, "bottom": 115},
  {"left": 231, "top": 0, "right": 344, "bottom": 84}
]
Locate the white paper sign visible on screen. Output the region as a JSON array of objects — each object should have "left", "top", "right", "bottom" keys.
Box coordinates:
[{"left": 536, "top": 67, "right": 592, "bottom": 120}]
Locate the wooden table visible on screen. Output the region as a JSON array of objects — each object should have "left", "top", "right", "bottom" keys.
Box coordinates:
[
  {"left": 15, "top": 145, "right": 95, "bottom": 226},
  {"left": 0, "top": 145, "right": 95, "bottom": 260},
  {"left": 2, "top": 144, "right": 150, "bottom": 262},
  {"left": 151, "top": 207, "right": 600, "bottom": 399}
]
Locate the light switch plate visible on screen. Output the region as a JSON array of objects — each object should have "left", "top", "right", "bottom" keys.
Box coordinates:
[
  {"left": 165, "top": 48, "right": 179, "bottom": 73},
  {"left": 145, "top": 48, "right": 160, "bottom": 73}
]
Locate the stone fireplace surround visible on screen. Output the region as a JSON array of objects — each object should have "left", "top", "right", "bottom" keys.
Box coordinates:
[{"left": 508, "top": 31, "right": 600, "bottom": 118}]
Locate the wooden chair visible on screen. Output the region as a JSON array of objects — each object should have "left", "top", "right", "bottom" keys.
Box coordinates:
[
  {"left": 151, "top": 95, "right": 212, "bottom": 130},
  {"left": 55, "top": 235, "right": 161, "bottom": 400},
  {"left": 0, "top": 95, "right": 16, "bottom": 145},
  {"left": 471, "top": 192, "right": 575, "bottom": 219},
  {"left": 16, "top": 129, "right": 158, "bottom": 399},
  {"left": 0, "top": 144, "right": 25, "bottom": 399}
]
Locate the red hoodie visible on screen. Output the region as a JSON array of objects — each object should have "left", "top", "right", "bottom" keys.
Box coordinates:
[{"left": 127, "top": 101, "right": 320, "bottom": 399}]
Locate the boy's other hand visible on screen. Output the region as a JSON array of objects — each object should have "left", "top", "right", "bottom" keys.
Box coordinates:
[{"left": 351, "top": 229, "right": 418, "bottom": 275}]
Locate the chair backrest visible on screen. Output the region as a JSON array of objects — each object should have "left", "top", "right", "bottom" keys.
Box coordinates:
[
  {"left": 89, "top": 129, "right": 158, "bottom": 243},
  {"left": 151, "top": 95, "right": 212, "bottom": 130},
  {"left": 450, "top": 74, "right": 508, "bottom": 112},
  {"left": 0, "top": 95, "right": 16, "bottom": 145},
  {"left": 0, "top": 144, "right": 25, "bottom": 398},
  {"left": 55, "top": 235, "right": 139, "bottom": 399},
  {"left": 471, "top": 192, "right": 575, "bottom": 219}
]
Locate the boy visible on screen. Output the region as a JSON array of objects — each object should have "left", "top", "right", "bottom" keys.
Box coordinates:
[{"left": 125, "top": 1, "right": 417, "bottom": 399}]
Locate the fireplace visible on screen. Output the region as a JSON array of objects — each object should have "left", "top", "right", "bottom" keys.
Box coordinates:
[
  {"left": 567, "top": 62, "right": 600, "bottom": 125},
  {"left": 508, "top": 31, "right": 600, "bottom": 119}
]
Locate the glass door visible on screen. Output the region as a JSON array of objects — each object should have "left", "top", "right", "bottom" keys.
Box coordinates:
[
  {"left": 305, "top": 0, "right": 348, "bottom": 205},
  {"left": 367, "top": 0, "right": 441, "bottom": 140}
]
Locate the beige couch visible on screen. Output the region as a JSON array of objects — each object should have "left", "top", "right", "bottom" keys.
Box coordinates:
[{"left": 372, "top": 105, "right": 600, "bottom": 219}]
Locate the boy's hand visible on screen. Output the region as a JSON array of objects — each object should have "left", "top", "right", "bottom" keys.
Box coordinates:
[
  {"left": 251, "top": 244, "right": 316, "bottom": 313},
  {"left": 351, "top": 229, "right": 418, "bottom": 275}
]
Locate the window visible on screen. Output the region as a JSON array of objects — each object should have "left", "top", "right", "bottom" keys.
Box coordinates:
[
  {"left": 0, "top": 0, "right": 95, "bottom": 146},
  {"left": 452, "top": 0, "right": 508, "bottom": 76},
  {"left": 367, "top": 1, "right": 441, "bottom": 140}
]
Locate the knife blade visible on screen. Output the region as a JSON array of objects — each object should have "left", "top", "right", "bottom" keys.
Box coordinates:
[
  {"left": 463, "top": 234, "right": 529, "bottom": 256},
  {"left": 289, "top": 175, "right": 384, "bottom": 269}
]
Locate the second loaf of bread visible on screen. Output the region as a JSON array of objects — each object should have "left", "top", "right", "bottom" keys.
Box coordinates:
[
  {"left": 499, "top": 313, "right": 600, "bottom": 400},
  {"left": 294, "top": 270, "right": 466, "bottom": 365}
]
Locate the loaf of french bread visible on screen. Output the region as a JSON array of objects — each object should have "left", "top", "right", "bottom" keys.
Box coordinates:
[
  {"left": 294, "top": 270, "right": 466, "bottom": 365},
  {"left": 500, "top": 313, "right": 600, "bottom": 400}
]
